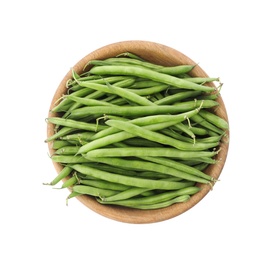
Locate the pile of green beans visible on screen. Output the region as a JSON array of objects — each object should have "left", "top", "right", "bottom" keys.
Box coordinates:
[{"left": 44, "top": 52, "right": 229, "bottom": 210}]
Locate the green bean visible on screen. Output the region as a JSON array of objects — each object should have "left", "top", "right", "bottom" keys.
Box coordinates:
[
  {"left": 160, "top": 128, "right": 194, "bottom": 143},
  {"left": 199, "top": 109, "right": 229, "bottom": 130},
  {"left": 85, "top": 148, "right": 219, "bottom": 160},
  {"left": 116, "top": 52, "right": 145, "bottom": 60},
  {"left": 188, "top": 126, "right": 209, "bottom": 136},
  {"left": 72, "top": 185, "right": 118, "bottom": 198},
  {"left": 55, "top": 146, "right": 79, "bottom": 155},
  {"left": 190, "top": 114, "right": 225, "bottom": 135},
  {"left": 79, "top": 179, "right": 130, "bottom": 191},
  {"left": 128, "top": 84, "right": 169, "bottom": 96},
  {"left": 64, "top": 95, "right": 117, "bottom": 107},
  {"left": 77, "top": 121, "right": 181, "bottom": 154},
  {"left": 98, "top": 194, "right": 191, "bottom": 209},
  {"left": 102, "top": 186, "right": 199, "bottom": 204},
  {"left": 135, "top": 171, "right": 178, "bottom": 180},
  {"left": 110, "top": 107, "right": 202, "bottom": 130},
  {"left": 68, "top": 100, "right": 218, "bottom": 119},
  {"left": 66, "top": 191, "right": 81, "bottom": 205},
  {"left": 184, "top": 77, "right": 220, "bottom": 84},
  {"left": 99, "top": 187, "right": 151, "bottom": 202},
  {"left": 108, "top": 97, "right": 128, "bottom": 106},
  {"left": 45, "top": 126, "right": 76, "bottom": 142},
  {"left": 60, "top": 131, "right": 95, "bottom": 143},
  {"left": 69, "top": 76, "right": 132, "bottom": 91},
  {"left": 62, "top": 90, "right": 107, "bottom": 118},
  {"left": 43, "top": 166, "right": 73, "bottom": 186},
  {"left": 105, "top": 120, "right": 219, "bottom": 151},
  {"left": 58, "top": 174, "right": 78, "bottom": 189},
  {"left": 140, "top": 156, "right": 214, "bottom": 181},
  {"left": 196, "top": 135, "right": 223, "bottom": 143},
  {"left": 182, "top": 157, "right": 217, "bottom": 164},
  {"left": 51, "top": 155, "right": 91, "bottom": 164},
  {"left": 66, "top": 191, "right": 80, "bottom": 199},
  {"left": 89, "top": 57, "right": 195, "bottom": 76},
  {"left": 62, "top": 76, "right": 137, "bottom": 117},
  {"left": 77, "top": 109, "right": 200, "bottom": 154},
  {"left": 70, "top": 164, "right": 192, "bottom": 190},
  {"left": 46, "top": 53, "right": 227, "bottom": 211},
  {"left": 154, "top": 90, "right": 202, "bottom": 105},
  {"left": 46, "top": 117, "right": 107, "bottom": 132},
  {"left": 194, "top": 163, "right": 209, "bottom": 171},
  {"left": 173, "top": 122, "right": 195, "bottom": 141},
  {"left": 123, "top": 138, "right": 164, "bottom": 147},
  {"left": 90, "top": 65, "right": 215, "bottom": 92},
  {"left": 51, "top": 140, "right": 72, "bottom": 149},
  {"left": 51, "top": 87, "right": 94, "bottom": 113},
  {"left": 156, "top": 64, "right": 195, "bottom": 75},
  {"left": 130, "top": 80, "right": 164, "bottom": 88},
  {"left": 87, "top": 57, "right": 163, "bottom": 71},
  {"left": 74, "top": 78, "right": 154, "bottom": 106},
  {"left": 82, "top": 162, "right": 138, "bottom": 177},
  {"left": 83, "top": 156, "right": 212, "bottom": 184}
]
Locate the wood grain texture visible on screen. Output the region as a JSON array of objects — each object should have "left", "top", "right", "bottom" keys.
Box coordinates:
[{"left": 47, "top": 40, "right": 230, "bottom": 224}]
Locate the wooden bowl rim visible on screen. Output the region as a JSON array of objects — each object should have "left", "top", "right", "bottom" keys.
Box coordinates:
[{"left": 47, "top": 40, "right": 230, "bottom": 224}]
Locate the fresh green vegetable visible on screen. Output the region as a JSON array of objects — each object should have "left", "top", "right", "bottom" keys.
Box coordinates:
[{"left": 45, "top": 52, "right": 229, "bottom": 210}]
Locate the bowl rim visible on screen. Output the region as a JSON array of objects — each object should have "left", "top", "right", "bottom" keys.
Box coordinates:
[{"left": 47, "top": 40, "right": 230, "bottom": 224}]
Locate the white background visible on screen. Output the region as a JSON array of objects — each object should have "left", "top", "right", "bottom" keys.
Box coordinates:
[{"left": 1, "top": 0, "right": 275, "bottom": 259}]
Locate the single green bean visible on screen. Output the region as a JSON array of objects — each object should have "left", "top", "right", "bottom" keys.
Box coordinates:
[
  {"left": 51, "top": 140, "right": 72, "bottom": 149},
  {"left": 156, "top": 64, "right": 195, "bottom": 75},
  {"left": 60, "top": 131, "right": 95, "bottom": 143},
  {"left": 199, "top": 109, "right": 229, "bottom": 130},
  {"left": 102, "top": 186, "right": 199, "bottom": 204},
  {"left": 70, "top": 164, "right": 192, "bottom": 190},
  {"left": 45, "top": 126, "right": 76, "bottom": 142},
  {"left": 85, "top": 147, "right": 219, "bottom": 160},
  {"left": 90, "top": 65, "right": 215, "bottom": 92},
  {"left": 98, "top": 194, "right": 191, "bottom": 209},
  {"left": 82, "top": 162, "right": 138, "bottom": 177},
  {"left": 184, "top": 77, "right": 220, "bottom": 83},
  {"left": 130, "top": 80, "right": 164, "bottom": 88},
  {"left": 79, "top": 179, "right": 130, "bottom": 191},
  {"left": 196, "top": 135, "right": 223, "bottom": 143},
  {"left": 51, "top": 155, "right": 91, "bottom": 164},
  {"left": 99, "top": 187, "right": 151, "bottom": 202},
  {"left": 128, "top": 84, "right": 169, "bottom": 96},
  {"left": 64, "top": 95, "right": 117, "bottom": 107},
  {"left": 58, "top": 175, "right": 78, "bottom": 189},
  {"left": 72, "top": 185, "right": 118, "bottom": 198},
  {"left": 116, "top": 52, "right": 145, "bottom": 60},
  {"left": 87, "top": 57, "right": 163, "bottom": 70},
  {"left": 43, "top": 166, "right": 72, "bottom": 186},
  {"left": 123, "top": 138, "right": 163, "bottom": 147},
  {"left": 69, "top": 76, "right": 133, "bottom": 91},
  {"left": 55, "top": 146, "right": 79, "bottom": 155},
  {"left": 154, "top": 90, "right": 202, "bottom": 105},
  {"left": 68, "top": 100, "right": 218, "bottom": 119},
  {"left": 46, "top": 117, "right": 107, "bottom": 132}
]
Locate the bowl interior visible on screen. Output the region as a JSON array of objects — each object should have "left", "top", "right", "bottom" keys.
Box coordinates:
[{"left": 47, "top": 40, "right": 229, "bottom": 224}]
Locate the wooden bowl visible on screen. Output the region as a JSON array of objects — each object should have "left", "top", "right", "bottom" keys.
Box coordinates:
[{"left": 47, "top": 40, "right": 229, "bottom": 224}]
